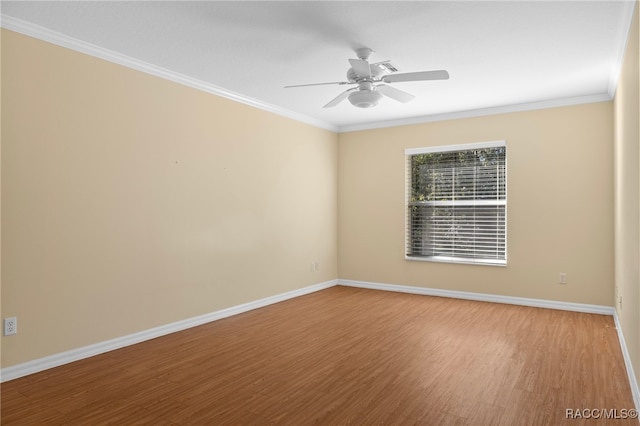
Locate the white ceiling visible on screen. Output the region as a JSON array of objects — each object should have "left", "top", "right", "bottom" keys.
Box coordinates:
[{"left": 1, "top": 1, "right": 635, "bottom": 132}]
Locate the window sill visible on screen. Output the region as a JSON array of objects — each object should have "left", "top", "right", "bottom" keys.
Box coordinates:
[{"left": 405, "top": 255, "right": 507, "bottom": 267}]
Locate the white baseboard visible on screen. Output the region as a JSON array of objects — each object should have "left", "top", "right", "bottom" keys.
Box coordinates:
[
  {"left": 0, "top": 279, "right": 338, "bottom": 383},
  {"left": 4, "top": 275, "right": 633, "bottom": 403},
  {"left": 614, "top": 311, "right": 640, "bottom": 412},
  {"left": 339, "top": 279, "right": 640, "bottom": 410},
  {"left": 338, "top": 279, "right": 615, "bottom": 315}
]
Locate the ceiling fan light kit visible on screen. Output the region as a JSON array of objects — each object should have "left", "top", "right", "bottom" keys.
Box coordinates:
[
  {"left": 284, "top": 47, "right": 449, "bottom": 109},
  {"left": 348, "top": 90, "right": 382, "bottom": 108}
]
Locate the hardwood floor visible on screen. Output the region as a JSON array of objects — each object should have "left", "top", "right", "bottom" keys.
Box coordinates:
[{"left": 1, "top": 286, "right": 636, "bottom": 425}]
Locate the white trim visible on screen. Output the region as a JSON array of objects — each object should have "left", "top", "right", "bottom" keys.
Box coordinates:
[
  {"left": 338, "top": 94, "right": 612, "bottom": 133},
  {"left": 340, "top": 279, "right": 640, "bottom": 407},
  {"left": 0, "top": 279, "right": 338, "bottom": 383},
  {"left": 338, "top": 279, "right": 614, "bottom": 315},
  {"left": 405, "top": 255, "right": 507, "bottom": 267},
  {"left": 410, "top": 200, "right": 506, "bottom": 207},
  {"left": 405, "top": 141, "right": 508, "bottom": 268},
  {"left": 613, "top": 310, "right": 640, "bottom": 412},
  {"left": 0, "top": 15, "right": 616, "bottom": 136},
  {"left": 2, "top": 275, "right": 634, "bottom": 407},
  {"left": 607, "top": 0, "right": 637, "bottom": 98},
  {"left": 405, "top": 140, "right": 506, "bottom": 155},
  {"left": 0, "top": 15, "right": 338, "bottom": 133}
]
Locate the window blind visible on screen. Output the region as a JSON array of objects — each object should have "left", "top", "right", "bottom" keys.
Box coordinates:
[{"left": 405, "top": 141, "right": 506, "bottom": 265}]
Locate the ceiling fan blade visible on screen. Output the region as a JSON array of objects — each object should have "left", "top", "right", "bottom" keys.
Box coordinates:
[
  {"left": 284, "top": 81, "right": 351, "bottom": 88},
  {"left": 376, "top": 84, "right": 415, "bottom": 103},
  {"left": 323, "top": 88, "right": 356, "bottom": 108},
  {"left": 349, "top": 58, "right": 371, "bottom": 78},
  {"left": 383, "top": 70, "right": 450, "bottom": 83}
]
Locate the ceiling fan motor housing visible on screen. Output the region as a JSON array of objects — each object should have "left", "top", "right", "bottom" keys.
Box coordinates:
[{"left": 346, "top": 66, "right": 385, "bottom": 83}]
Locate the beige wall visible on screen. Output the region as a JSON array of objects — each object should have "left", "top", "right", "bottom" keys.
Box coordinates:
[
  {"left": 615, "top": 3, "right": 640, "bottom": 392},
  {"left": 0, "top": 23, "right": 626, "bottom": 372},
  {"left": 339, "top": 102, "right": 614, "bottom": 306},
  {"left": 0, "top": 29, "right": 3, "bottom": 365},
  {"left": 1, "top": 30, "right": 338, "bottom": 367}
]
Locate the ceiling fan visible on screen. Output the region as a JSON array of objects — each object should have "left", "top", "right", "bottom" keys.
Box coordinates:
[{"left": 284, "top": 47, "right": 449, "bottom": 109}]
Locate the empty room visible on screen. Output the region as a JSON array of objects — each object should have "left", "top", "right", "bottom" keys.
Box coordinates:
[{"left": 2, "top": 1, "right": 640, "bottom": 424}]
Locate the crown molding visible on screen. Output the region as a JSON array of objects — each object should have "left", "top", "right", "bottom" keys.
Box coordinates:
[
  {"left": 0, "top": 13, "right": 624, "bottom": 136},
  {"left": 607, "top": 0, "right": 637, "bottom": 98},
  {"left": 338, "top": 93, "right": 613, "bottom": 133},
  {"left": 0, "top": 15, "right": 338, "bottom": 133}
]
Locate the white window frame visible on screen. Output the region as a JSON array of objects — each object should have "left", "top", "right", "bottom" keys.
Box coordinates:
[{"left": 405, "top": 141, "right": 507, "bottom": 266}]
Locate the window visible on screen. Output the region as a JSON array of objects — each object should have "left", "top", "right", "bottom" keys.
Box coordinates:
[{"left": 405, "top": 141, "right": 506, "bottom": 266}]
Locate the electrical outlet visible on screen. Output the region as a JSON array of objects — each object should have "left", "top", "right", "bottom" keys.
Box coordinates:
[
  {"left": 4, "top": 317, "right": 17, "bottom": 336},
  {"left": 314, "top": 261, "right": 320, "bottom": 272},
  {"left": 559, "top": 273, "right": 567, "bottom": 285}
]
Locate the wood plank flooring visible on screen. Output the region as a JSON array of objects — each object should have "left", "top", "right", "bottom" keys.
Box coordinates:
[{"left": 1, "top": 286, "right": 637, "bottom": 425}]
